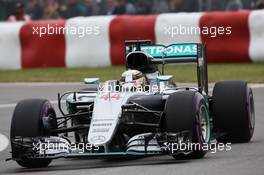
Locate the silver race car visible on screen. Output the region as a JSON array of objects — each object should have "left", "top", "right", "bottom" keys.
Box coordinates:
[{"left": 8, "top": 40, "right": 255, "bottom": 168}]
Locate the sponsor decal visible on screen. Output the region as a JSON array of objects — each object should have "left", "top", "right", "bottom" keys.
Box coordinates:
[
  {"left": 92, "top": 128, "right": 109, "bottom": 133},
  {"left": 141, "top": 44, "right": 197, "bottom": 58},
  {"left": 92, "top": 119, "right": 114, "bottom": 122},
  {"left": 100, "top": 94, "right": 121, "bottom": 100},
  {"left": 91, "top": 136, "right": 106, "bottom": 143},
  {"left": 92, "top": 123, "right": 112, "bottom": 127}
]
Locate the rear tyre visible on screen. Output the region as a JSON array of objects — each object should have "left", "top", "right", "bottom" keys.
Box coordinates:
[
  {"left": 212, "top": 81, "right": 255, "bottom": 143},
  {"left": 164, "top": 91, "right": 211, "bottom": 159},
  {"left": 11, "top": 99, "right": 57, "bottom": 168}
]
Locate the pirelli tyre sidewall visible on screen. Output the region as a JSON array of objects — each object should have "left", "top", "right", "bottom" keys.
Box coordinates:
[{"left": 164, "top": 91, "right": 211, "bottom": 159}]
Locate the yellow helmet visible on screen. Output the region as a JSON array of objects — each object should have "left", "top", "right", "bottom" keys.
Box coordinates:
[{"left": 120, "top": 70, "right": 146, "bottom": 88}]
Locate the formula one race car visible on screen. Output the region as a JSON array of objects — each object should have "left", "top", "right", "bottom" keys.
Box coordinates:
[{"left": 9, "top": 40, "right": 255, "bottom": 168}]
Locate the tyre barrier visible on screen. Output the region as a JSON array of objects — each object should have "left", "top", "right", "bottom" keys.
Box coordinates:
[{"left": 0, "top": 10, "right": 263, "bottom": 69}]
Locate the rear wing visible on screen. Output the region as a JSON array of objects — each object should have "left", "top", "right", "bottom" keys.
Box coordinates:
[
  {"left": 141, "top": 43, "right": 202, "bottom": 64},
  {"left": 125, "top": 40, "right": 202, "bottom": 64},
  {"left": 125, "top": 40, "right": 208, "bottom": 94}
]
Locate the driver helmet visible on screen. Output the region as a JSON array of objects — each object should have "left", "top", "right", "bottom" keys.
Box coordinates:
[{"left": 120, "top": 70, "right": 146, "bottom": 89}]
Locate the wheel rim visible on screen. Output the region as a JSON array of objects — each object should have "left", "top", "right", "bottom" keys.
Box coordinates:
[
  {"left": 42, "top": 102, "right": 56, "bottom": 132},
  {"left": 199, "top": 105, "right": 210, "bottom": 143}
]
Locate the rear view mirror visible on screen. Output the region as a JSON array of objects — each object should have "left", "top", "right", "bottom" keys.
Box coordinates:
[{"left": 84, "top": 78, "right": 100, "bottom": 84}]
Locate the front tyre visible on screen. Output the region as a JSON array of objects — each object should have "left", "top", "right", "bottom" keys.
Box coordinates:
[
  {"left": 11, "top": 99, "right": 57, "bottom": 168},
  {"left": 164, "top": 91, "right": 211, "bottom": 159}
]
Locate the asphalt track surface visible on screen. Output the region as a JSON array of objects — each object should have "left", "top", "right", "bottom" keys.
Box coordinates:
[{"left": 0, "top": 83, "right": 264, "bottom": 175}]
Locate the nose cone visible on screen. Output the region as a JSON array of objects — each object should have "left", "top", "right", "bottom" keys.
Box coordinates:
[{"left": 88, "top": 93, "right": 124, "bottom": 146}]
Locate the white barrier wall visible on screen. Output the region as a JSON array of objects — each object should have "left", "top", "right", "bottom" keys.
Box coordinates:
[
  {"left": 0, "top": 10, "right": 264, "bottom": 69},
  {"left": 249, "top": 10, "right": 264, "bottom": 62}
]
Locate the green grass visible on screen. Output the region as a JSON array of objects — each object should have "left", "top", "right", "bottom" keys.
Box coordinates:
[{"left": 0, "top": 63, "right": 264, "bottom": 83}]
